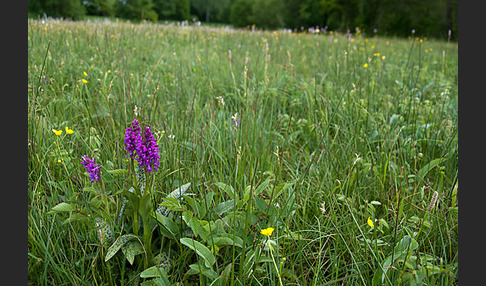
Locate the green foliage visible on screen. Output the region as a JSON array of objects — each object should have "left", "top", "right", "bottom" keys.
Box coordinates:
[
  {"left": 28, "top": 0, "right": 87, "bottom": 20},
  {"left": 230, "top": 0, "right": 254, "bottom": 27},
  {"left": 83, "top": 0, "right": 118, "bottom": 17},
  {"left": 118, "top": 0, "right": 158, "bottom": 22},
  {"left": 251, "top": 0, "right": 286, "bottom": 29}
]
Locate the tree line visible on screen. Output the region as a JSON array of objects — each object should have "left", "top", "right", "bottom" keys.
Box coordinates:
[{"left": 28, "top": 0, "right": 457, "bottom": 40}]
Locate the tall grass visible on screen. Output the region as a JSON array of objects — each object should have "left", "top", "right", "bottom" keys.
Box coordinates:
[{"left": 28, "top": 18, "right": 458, "bottom": 285}]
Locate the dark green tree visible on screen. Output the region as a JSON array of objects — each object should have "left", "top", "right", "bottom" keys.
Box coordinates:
[
  {"left": 28, "top": 0, "right": 86, "bottom": 20},
  {"left": 282, "top": 0, "right": 303, "bottom": 30},
  {"left": 230, "top": 0, "right": 254, "bottom": 27},
  {"left": 251, "top": 0, "right": 286, "bottom": 29},
  {"left": 175, "top": 0, "right": 191, "bottom": 20},
  {"left": 83, "top": 0, "right": 118, "bottom": 17},
  {"left": 190, "top": 0, "right": 232, "bottom": 23},
  {"left": 298, "top": 0, "right": 325, "bottom": 28},
  {"left": 153, "top": 0, "right": 177, "bottom": 20},
  {"left": 118, "top": 0, "right": 158, "bottom": 22}
]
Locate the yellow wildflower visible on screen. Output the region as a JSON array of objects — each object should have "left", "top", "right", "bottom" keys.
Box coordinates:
[
  {"left": 65, "top": 126, "right": 74, "bottom": 134},
  {"left": 363, "top": 63, "right": 368, "bottom": 68},
  {"left": 374, "top": 52, "right": 380, "bottom": 57},
  {"left": 367, "top": 217, "right": 374, "bottom": 228},
  {"left": 261, "top": 227, "right": 275, "bottom": 237},
  {"left": 83, "top": 71, "right": 88, "bottom": 76},
  {"left": 382, "top": 55, "right": 386, "bottom": 60},
  {"left": 82, "top": 79, "right": 88, "bottom": 84},
  {"left": 52, "top": 129, "right": 62, "bottom": 136}
]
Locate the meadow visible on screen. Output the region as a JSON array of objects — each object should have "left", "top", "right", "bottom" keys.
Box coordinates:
[{"left": 28, "top": 18, "right": 458, "bottom": 285}]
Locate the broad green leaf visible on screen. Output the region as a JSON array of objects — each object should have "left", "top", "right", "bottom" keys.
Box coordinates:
[
  {"left": 166, "top": 182, "right": 191, "bottom": 198},
  {"left": 214, "top": 182, "right": 237, "bottom": 200},
  {"left": 217, "top": 263, "right": 233, "bottom": 286},
  {"left": 373, "top": 235, "right": 419, "bottom": 285},
  {"left": 105, "top": 234, "right": 140, "bottom": 262},
  {"left": 159, "top": 197, "right": 184, "bottom": 211},
  {"left": 47, "top": 202, "right": 76, "bottom": 214},
  {"left": 254, "top": 197, "right": 267, "bottom": 212},
  {"left": 106, "top": 169, "right": 128, "bottom": 176},
  {"left": 188, "top": 263, "right": 218, "bottom": 281},
  {"left": 254, "top": 179, "right": 271, "bottom": 196},
  {"left": 140, "top": 277, "right": 171, "bottom": 286},
  {"left": 140, "top": 266, "right": 169, "bottom": 279},
  {"left": 139, "top": 192, "right": 153, "bottom": 221},
  {"left": 393, "top": 235, "right": 418, "bottom": 258},
  {"left": 214, "top": 200, "right": 236, "bottom": 216},
  {"left": 184, "top": 196, "right": 200, "bottom": 216},
  {"left": 183, "top": 211, "right": 209, "bottom": 241},
  {"left": 180, "top": 238, "right": 216, "bottom": 268},
  {"left": 62, "top": 212, "right": 89, "bottom": 224},
  {"left": 82, "top": 186, "right": 98, "bottom": 193},
  {"left": 122, "top": 239, "right": 144, "bottom": 265},
  {"left": 417, "top": 158, "right": 445, "bottom": 182},
  {"left": 211, "top": 235, "right": 243, "bottom": 248},
  {"left": 154, "top": 212, "right": 180, "bottom": 239},
  {"left": 123, "top": 187, "right": 140, "bottom": 207}
]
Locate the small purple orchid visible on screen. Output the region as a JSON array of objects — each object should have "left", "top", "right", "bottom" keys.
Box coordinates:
[
  {"left": 81, "top": 155, "right": 101, "bottom": 183},
  {"left": 124, "top": 119, "right": 142, "bottom": 159},
  {"left": 135, "top": 126, "right": 160, "bottom": 172}
]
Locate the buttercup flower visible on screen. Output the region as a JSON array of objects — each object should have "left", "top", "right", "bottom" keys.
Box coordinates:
[
  {"left": 367, "top": 217, "right": 374, "bottom": 228},
  {"left": 135, "top": 126, "right": 160, "bottom": 172},
  {"left": 261, "top": 227, "right": 275, "bottom": 237},
  {"left": 81, "top": 155, "right": 101, "bottom": 183},
  {"left": 83, "top": 71, "right": 88, "bottom": 77},
  {"left": 65, "top": 126, "right": 74, "bottom": 134},
  {"left": 124, "top": 119, "right": 142, "bottom": 159},
  {"left": 82, "top": 79, "right": 88, "bottom": 84},
  {"left": 53, "top": 129, "right": 62, "bottom": 136}
]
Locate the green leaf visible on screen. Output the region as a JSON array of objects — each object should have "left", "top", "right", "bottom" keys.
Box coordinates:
[
  {"left": 47, "top": 202, "right": 76, "bottom": 214},
  {"left": 154, "top": 212, "right": 180, "bottom": 239},
  {"left": 140, "top": 276, "right": 171, "bottom": 286},
  {"left": 105, "top": 234, "right": 140, "bottom": 262},
  {"left": 393, "top": 235, "right": 418, "bottom": 259},
  {"left": 417, "top": 158, "right": 445, "bottom": 182},
  {"left": 373, "top": 235, "right": 419, "bottom": 285},
  {"left": 218, "top": 263, "right": 233, "bottom": 286},
  {"left": 82, "top": 186, "right": 98, "bottom": 194},
  {"left": 122, "top": 240, "right": 144, "bottom": 265},
  {"left": 182, "top": 211, "right": 210, "bottom": 241},
  {"left": 140, "top": 265, "right": 169, "bottom": 279},
  {"left": 214, "top": 182, "right": 237, "bottom": 200},
  {"left": 254, "top": 179, "right": 271, "bottom": 196},
  {"left": 211, "top": 235, "right": 243, "bottom": 248},
  {"left": 123, "top": 187, "right": 140, "bottom": 207},
  {"left": 254, "top": 197, "right": 267, "bottom": 212},
  {"left": 188, "top": 263, "right": 218, "bottom": 281},
  {"left": 106, "top": 169, "right": 128, "bottom": 176},
  {"left": 180, "top": 238, "right": 216, "bottom": 268},
  {"left": 139, "top": 192, "right": 153, "bottom": 221},
  {"left": 166, "top": 182, "right": 192, "bottom": 198},
  {"left": 214, "top": 200, "right": 236, "bottom": 216},
  {"left": 62, "top": 212, "right": 89, "bottom": 224},
  {"left": 159, "top": 197, "right": 184, "bottom": 212}
]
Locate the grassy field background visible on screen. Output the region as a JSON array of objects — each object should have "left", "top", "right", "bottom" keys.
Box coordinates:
[{"left": 28, "top": 18, "right": 458, "bottom": 285}]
